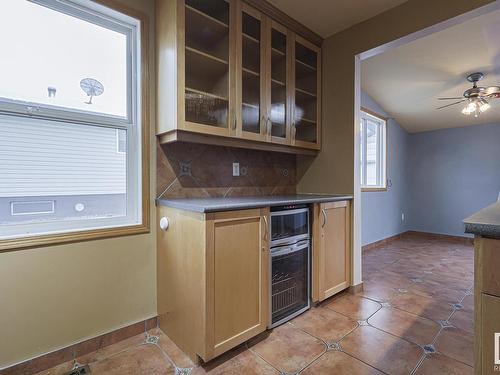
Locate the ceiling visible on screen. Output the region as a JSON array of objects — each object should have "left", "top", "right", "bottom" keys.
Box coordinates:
[
  {"left": 267, "top": 0, "right": 408, "bottom": 38},
  {"left": 361, "top": 9, "right": 500, "bottom": 133}
]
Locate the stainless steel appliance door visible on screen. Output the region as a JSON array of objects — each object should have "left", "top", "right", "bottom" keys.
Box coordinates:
[
  {"left": 270, "top": 240, "right": 310, "bottom": 327},
  {"left": 270, "top": 208, "right": 309, "bottom": 247}
]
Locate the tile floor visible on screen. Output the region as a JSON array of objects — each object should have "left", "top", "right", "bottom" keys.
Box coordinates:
[{"left": 39, "top": 235, "right": 474, "bottom": 375}]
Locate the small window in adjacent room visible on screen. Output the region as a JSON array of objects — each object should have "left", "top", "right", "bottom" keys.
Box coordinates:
[
  {"left": 0, "top": 0, "right": 144, "bottom": 242},
  {"left": 360, "top": 109, "right": 387, "bottom": 190}
]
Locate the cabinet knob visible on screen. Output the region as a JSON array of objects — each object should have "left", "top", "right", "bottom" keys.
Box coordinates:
[{"left": 159, "top": 217, "right": 170, "bottom": 231}]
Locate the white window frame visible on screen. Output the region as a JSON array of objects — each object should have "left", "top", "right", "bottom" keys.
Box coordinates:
[
  {"left": 360, "top": 109, "right": 387, "bottom": 191},
  {"left": 0, "top": 0, "right": 142, "bottom": 240}
]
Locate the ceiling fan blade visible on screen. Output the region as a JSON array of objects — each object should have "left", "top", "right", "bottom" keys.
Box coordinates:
[
  {"left": 438, "top": 97, "right": 464, "bottom": 100},
  {"left": 436, "top": 100, "right": 466, "bottom": 110}
]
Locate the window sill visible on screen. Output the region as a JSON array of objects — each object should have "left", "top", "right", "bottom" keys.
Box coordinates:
[
  {"left": 0, "top": 223, "right": 150, "bottom": 253},
  {"left": 361, "top": 187, "right": 388, "bottom": 192}
]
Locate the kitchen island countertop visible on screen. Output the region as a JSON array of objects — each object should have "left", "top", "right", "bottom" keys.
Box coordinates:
[{"left": 464, "top": 201, "right": 500, "bottom": 239}]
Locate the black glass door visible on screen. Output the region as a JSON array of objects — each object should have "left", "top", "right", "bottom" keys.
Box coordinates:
[
  {"left": 271, "top": 209, "right": 308, "bottom": 245},
  {"left": 271, "top": 243, "right": 309, "bottom": 325}
]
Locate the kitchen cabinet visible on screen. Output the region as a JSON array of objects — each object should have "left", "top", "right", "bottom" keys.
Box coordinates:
[
  {"left": 480, "top": 293, "right": 500, "bottom": 375},
  {"left": 312, "top": 201, "right": 351, "bottom": 302},
  {"left": 157, "top": 206, "right": 269, "bottom": 362},
  {"left": 473, "top": 237, "right": 500, "bottom": 375},
  {"left": 156, "top": 0, "right": 321, "bottom": 155}
]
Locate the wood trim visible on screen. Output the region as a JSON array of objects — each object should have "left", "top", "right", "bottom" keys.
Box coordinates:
[
  {"left": 242, "top": 0, "right": 322, "bottom": 47},
  {"left": 360, "top": 106, "right": 388, "bottom": 122},
  {"left": 348, "top": 282, "right": 364, "bottom": 294},
  {"left": 362, "top": 231, "right": 474, "bottom": 252},
  {"left": 0, "top": 316, "right": 158, "bottom": 374},
  {"left": 0, "top": 0, "right": 151, "bottom": 253},
  {"left": 362, "top": 233, "right": 404, "bottom": 251},
  {"left": 361, "top": 187, "right": 388, "bottom": 192},
  {"left": 157, "top": 129, "right": 318, "bottom": 156},
  {"left": 403, "top": 230, "right": 474, "bottom": 245}
]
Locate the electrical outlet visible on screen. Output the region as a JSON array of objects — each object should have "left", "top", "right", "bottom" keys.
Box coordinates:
[
  {"left": 401, "top": 212, "right": 405, "bottom": 222},
  {"left": 232, "top": 162, "right": 240, "bottom": 176}
]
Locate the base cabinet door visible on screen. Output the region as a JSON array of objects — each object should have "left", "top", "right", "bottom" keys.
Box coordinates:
[
  {"left": 312, "top": 201, "right": 351, "bottom": 302},
  {"left": 205, "top": 209, "right": 269, "bottom": 359},
  {"left": 480, "top": 293, "right": 500, "bottom": 375}
]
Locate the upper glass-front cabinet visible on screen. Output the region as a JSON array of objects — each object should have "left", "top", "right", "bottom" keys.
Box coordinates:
[
  {"left": 184, "top": 0, "right": 230, "bottom": 133},
  {"left": 293, "top": 36, "right": 320, "bottom": 149},
  {"left": 239, "top": 4, "right": 264, "bottom": 139},
  {"left": 156, "top": 0, "right": 322, "bottom": 152}
]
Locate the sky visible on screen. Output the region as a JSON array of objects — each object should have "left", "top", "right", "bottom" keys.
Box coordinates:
[{"left": 0, "top": 0, "right": 127, "bottom": 118}]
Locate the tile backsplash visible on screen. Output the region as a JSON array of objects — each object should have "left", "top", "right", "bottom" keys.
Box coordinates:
[{"left": 157, "top": 141, "right": 297, "bottom": 199}]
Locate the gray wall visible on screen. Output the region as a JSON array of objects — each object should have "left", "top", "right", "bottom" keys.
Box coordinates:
[
  {"left": 408, "top": 122, "right": 500, "bottom": 237},
  {"left": 361, "top": 92, "right": 500, "bottom": 243},
  {"left": 361, "top": 92, "right": 410, "bottom": 246}
]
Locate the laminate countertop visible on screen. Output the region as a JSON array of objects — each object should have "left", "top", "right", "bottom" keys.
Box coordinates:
[
  {"left": 464, "top": 201, "right": 500, "bottom": 239},
  {"left": 156, "top": 194, "right": 353, "bottom": 213}
]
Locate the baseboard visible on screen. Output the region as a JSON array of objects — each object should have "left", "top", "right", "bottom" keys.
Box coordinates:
[
  {"left": 362, "top": 232, "right": 405, "bottom": 251},
  {"left": 403, "top": 230, "right": 474, "bottom": 244},
  {"left": 0, "top": 316, "right": 158, "bottom": 375},
  {"left": 348, "top": 282, "right": 364, "bottom": 294}
]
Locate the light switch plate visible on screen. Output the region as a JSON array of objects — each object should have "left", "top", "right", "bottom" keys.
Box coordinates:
[{"left": 232, "top": 162, "right": 240, "bottom": 176}]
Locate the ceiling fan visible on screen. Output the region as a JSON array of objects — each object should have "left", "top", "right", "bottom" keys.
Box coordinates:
[{"left": 437, "top": 72, "right": 500, "bottom": 117}]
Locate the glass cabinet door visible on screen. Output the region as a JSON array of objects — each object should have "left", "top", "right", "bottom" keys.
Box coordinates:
[
  {"left": 269, "top": 23, "right": 288, "bottom": 143},
  {"left": 240, "top": 5, "right": 263, "bottom": 137},
  {"left": 293, "top": 37, "right": 319, "bottom": 146},
  {"left": 184, "top": 0, "right": 230, "bottom": 131}
]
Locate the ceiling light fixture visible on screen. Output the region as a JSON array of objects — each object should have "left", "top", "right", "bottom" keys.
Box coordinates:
[
  {"left": 437, "top": 72, "right": 500, "bottom": 117},
  {"left": 461, "top": 97, "right": 490, "bottom": 117}
]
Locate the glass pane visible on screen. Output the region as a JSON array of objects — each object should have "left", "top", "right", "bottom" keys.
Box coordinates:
[
  {"left": 271, "top": 211, "right": 308, "bottom": 242},
  {"left": 242, "top": 12, "right": 261, "bottom": 134},
  {"left": 0, "top": 118, "right": 127, "bottom": 227},
  {"left": 294, "top": 41, "right": 317, "bottom": 143},
  {"left": 271, "top": 247, "right": 309, "bottom": 324},
  {"left": 185, "top": 0, "right": 229, "bottom": 128},
  {"left": 0, "top": 1, "right": 127, "bottom": 118},
  {"left": 366, "top": 120, "right": 379, "bottom": 186},
  {"left": 271, "top": 29, "right": 287, "bottom": 138}
]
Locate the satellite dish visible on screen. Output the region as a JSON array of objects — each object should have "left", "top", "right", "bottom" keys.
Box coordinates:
[{"left": 80, "top": 78, "right": 104, "bottom": 104}]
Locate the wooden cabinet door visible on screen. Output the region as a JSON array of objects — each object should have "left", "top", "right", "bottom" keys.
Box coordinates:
[
  {"left": 181, "top": 0, "right": 235, "bottom": 137},
  {"left": 205, "top": 208, "right": 269, "bottom": 359},
  {"left": 291, "top": 33, "right": 321, "bottom": 150},
  {"left": 235, "top": 2, "right": 267, "bottom": 141},
  {"left": 265, "top": 20, "right": 291, "bottom": 145},
  {"left": 312, "top": 201, "right": 350, "bottom": 302},
  {"left": 480, "top": 293, "right": 500, "bottom": 375}
]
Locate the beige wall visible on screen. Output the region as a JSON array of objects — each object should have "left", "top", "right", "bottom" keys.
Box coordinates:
[
  {"left": 0, "top": 0, "right": 157, "bottom": 369},
  {"left": 297, "top": 0, "right": 494, "bottom": 195}
]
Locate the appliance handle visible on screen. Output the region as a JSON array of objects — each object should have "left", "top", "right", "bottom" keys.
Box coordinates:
[
  {"left": 321, "top": 208, "right": 327, "bottom": 228},
  {"left": 270, "top": 208, "right": 309, "bottom": 217},
  {"left": 263, "top": 215, "right": 269, "bottom": 243},
  {"left": 271, "top": 241, "right": 309, "bottom": 257}
]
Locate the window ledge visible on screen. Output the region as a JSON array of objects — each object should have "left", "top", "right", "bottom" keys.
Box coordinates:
[
  {"left": 362, "top": 187, "right": 388, "bottom": 192},
  {"left": 0, "top": 223, "right": 150, "bottom": 253}
]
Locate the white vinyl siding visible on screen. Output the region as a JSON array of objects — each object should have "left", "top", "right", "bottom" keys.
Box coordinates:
[{"left": 0, "top": 119, "right": 126, "bottom": 197}]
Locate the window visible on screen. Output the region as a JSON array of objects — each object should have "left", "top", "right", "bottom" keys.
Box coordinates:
[
  {"left": 360, "top": 109, "right": 387, "bottom": 190},
  {"left": 0, "top": 0, "right": 144, "bottom": 242}
]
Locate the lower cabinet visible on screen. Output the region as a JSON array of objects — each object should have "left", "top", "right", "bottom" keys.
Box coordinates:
[
  {"left": 157, "top": 207, "right": 269, "bottom": 362},
  {"left": 475, "top": 237, "right": 500, "bottom": 375},
  {"left": 312, "top": 201, "right": 351, "bottom": 302},
  {"left": 480, "top": 293, "right": 500, "bottom": 375}
]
